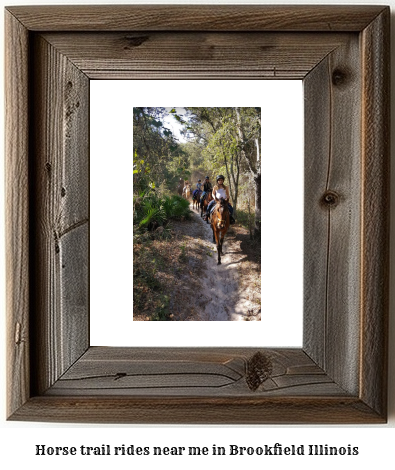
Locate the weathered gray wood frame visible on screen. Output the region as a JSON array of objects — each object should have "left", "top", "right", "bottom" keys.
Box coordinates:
[{"left": 5, "top": 5, "right": 389, "bottom": 423}]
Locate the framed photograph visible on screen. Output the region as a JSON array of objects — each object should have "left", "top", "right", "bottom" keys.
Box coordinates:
[
  {"left": 90, "top": 80, "right": 303, "bottom": 344},
  {"left": 5, "top": 5, "right": 389, "bottom": 423}
]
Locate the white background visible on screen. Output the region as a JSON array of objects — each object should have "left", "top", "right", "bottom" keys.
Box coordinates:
[
  {"left": 90, "top": 80, "right": 304, "bottom": 347},
  {"left": 1, "top": 0, "right": 394, "bottom": 469}
]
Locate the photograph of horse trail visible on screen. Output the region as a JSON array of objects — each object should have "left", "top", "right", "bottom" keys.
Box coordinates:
[{"left": 133, "top": 107, "right": 261, "bottom": 321}]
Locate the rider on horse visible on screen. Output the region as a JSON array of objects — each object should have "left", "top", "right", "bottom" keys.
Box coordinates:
[
  {"left": 192, "top": 179, "right": 203, "bottom": 201},
  {"left": 204, "top": 175, "right": 235, "bottom": 224},
  {"left": 182, "top": 180, "right": 191, "bottom": 198},
  {"left": 200, "top": 176, "right": 213, "bottom": 202},
  {"left": 193, "top": 178, "right": 202, "bottom": 195}
]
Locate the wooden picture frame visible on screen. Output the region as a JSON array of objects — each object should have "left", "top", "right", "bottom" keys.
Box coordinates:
[{"left": 5, "top": 5, "right": 389, "bottom": 424}]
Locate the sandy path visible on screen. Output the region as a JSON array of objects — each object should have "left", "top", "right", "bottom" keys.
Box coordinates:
[
  {"left": 193, "top": 210, "right": 239, "bottom": 320},
  {"left": 176, "top": 204, "right": 256, "bottom": 321}
]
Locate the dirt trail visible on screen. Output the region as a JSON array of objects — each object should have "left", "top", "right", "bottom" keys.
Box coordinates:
[{"left": 170, "top": 204, "right": 260, "bottom": 321}]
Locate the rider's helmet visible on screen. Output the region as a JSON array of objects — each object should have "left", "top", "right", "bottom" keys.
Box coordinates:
[
  {"left": 198, "top": 179, "right": 201, "bottom": 182},
  {"left": 216, "top": 175, "right": 225, "bottom": 182},
  {"left": 205, "top": 176, "right": 210, "bottom": 180}
]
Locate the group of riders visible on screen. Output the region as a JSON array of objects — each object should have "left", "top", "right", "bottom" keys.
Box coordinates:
[{"left": 180, "top": 175, "right": 235, "bottom": 224}]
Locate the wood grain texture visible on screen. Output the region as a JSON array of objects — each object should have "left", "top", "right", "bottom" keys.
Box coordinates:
[
  {"left": 5, "top": 5, "right": 389, "bottom": 423},
  {"left": 5, "top": 5, "right": 386, "bottom": 32},
  {"left": 304, "top": 35, "right": 362, "bottom": 395},
  {"left": 303, "top": 56, "right": 331, "bottom": 372},
  {"left": 360, "top": 8, "right": 390, "bottom": 418},
  {"left": 5, "top": 10, "right": 30, "bottom": 418},
  {"left": 42, "top": 32, "right": 351, "bottom": 80},
  {"left": 30, "top": 34, "right": 90, "bottom": 395},
  {"left": 46, "top": 347, "right": 345, "bottom": 397},
  {"left": 60, "top": 225, "right": 89, "bottom": 367},
  {"left": 9, "top": 396, "right": 384, "bottom": 424}
]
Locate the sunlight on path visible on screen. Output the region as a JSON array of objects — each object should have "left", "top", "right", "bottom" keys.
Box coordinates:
[{"left": 190, "top": 205, "right": 255, "bottom": 321}]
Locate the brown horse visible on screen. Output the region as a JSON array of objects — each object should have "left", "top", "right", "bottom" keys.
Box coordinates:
[
  {"left": 201, "top": 191, "right": 213, "bottom": 221},
  {"left": 177, "top": 183, "right": 183, "bottom": 196},
  {"left": 192, "top": 189, "right": 202, "bottom": 211},
  {"left": 210, "top": 198, "right": 230, "bottom": 265}
]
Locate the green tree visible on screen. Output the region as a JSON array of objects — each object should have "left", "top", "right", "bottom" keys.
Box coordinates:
[
  {"left": 235, "top": 107, "right": 261, "bottom": 238},
  {"left": 133, "top": 107, "right": 190, "bottom": 194},
  {"left": 184, "top": 107, "right": 261, "bottom": 236}
]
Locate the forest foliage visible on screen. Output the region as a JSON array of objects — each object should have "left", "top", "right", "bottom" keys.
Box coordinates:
[
  {"left": 133, "top": 107, "right": 261, "bottom": 321},
  {"left": 133, "top": 106, "right": 261, "bottom": 238}
]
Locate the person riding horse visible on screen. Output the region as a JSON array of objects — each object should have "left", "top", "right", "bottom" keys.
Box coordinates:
[
  {"left": 183, "top": 180, "right": 191, "bottom": 199},
  {"left": 210, "top": 196, "right": 231, "bottom": 265},
  {"left": 200, "top": 176, "right": 213, "bottom": 203},
  {"left": 192, "top": 179, "right": 203, "bottom": 209},
  {"left": 204, "top": 175, "right": 235, "bottom": 224},
  {"left": 193, "top": 179, "right": 203, "bottom": 198},
  {"left": 200, "top": 176, "right": 213, "bottom": 218}
]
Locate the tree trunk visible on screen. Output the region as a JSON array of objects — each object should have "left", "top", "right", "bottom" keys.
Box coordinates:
[
  {"left": 235, "top": 108, "right": 261, "bottom": 237},
  {"left": 254, "top": 171, "right": 261, "bottom": 239},
  {"left": 253, "top": 137, "right": 261, "bottom": 239},
  {"left": 223, "top": 132, "right": 240, "bottom": 216}
]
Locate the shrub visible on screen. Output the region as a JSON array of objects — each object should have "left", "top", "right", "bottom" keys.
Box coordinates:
[{"left": 134, "top": 192, "right": 191, "bottom": 232}]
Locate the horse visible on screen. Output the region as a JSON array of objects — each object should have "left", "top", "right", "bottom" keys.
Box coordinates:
[
  {"left": 183, "top": 184, "right": 191, "bottom": 200},
  {"left": 201, "top": 191, "right": 213, "bottom": 221},
  {"left": 210, "top": 198, "right": 230, "bottom": 265},
  {"left": 177, "top": 183, "right": 183, "bottom": 196},
  {"left": 192, "top": 189, "right": 202, "bottom": 211}
]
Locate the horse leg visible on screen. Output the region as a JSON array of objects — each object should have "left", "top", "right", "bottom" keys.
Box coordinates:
[
  {"left": 217, "top": 238, "right": 221, "bottom": 265},
  {"left": 212, "top": 228, "right": 221, "bottom": 265},
  {"left": 206, "top": 205, "right": 211, "bottom": 224},
  {"left": 220, "top": 233, "right": 224, "bottom": 256},
  {"left": 201, "top": 195, "right": 206, "bottom": 217}
]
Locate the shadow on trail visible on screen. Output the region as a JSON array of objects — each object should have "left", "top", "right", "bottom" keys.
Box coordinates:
[
  {"left": 236, "top": 232, "right": 261, "bottom": 267},
  {"left": 169, "top": 205, "right": 261, "bottom": 321}
]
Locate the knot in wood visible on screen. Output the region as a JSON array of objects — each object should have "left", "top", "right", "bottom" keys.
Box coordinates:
[
  {"left": 332, "top": 68, "right": 348, "bottom": 87},
  {"left": 123, "top": 35, "right": 149, "bottom": 49},
  {"left": 246, "top": 351, "right": 273, "bottom": 391},
  {"left": 15, "top": 322, "right": 22, "bottom": 345},
  {"left": 321, "top": 190, "right": 339, "bottom": 207}
]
